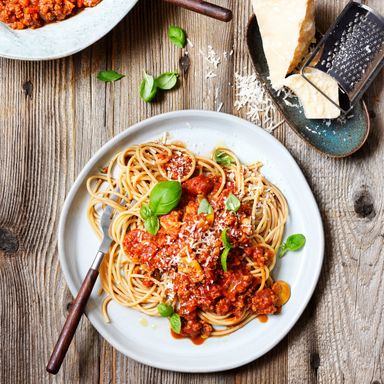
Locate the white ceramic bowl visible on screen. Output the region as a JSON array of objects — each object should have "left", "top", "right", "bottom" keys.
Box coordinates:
[
  {"left": 0, "top": 0, "right": 138, "bottom": 60},
  {"left": 58, "top": 110, "right": 324, "bottom": 372}
]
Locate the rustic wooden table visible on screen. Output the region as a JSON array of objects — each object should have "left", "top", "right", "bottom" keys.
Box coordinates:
[{"left": 0, "top": 0, "right": 383, "bottom": 383}]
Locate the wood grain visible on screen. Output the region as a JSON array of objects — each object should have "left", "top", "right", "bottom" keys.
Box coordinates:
[{"left": 0, "top": 0, "right": 383, "bottom": 383}]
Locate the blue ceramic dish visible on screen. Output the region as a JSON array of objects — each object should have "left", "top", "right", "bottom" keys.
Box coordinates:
[{"left": 246, "top": 16, "right": 370, "bottom": 157}]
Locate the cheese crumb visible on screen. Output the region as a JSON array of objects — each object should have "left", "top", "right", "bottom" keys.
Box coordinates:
[
  {"left": 204, "top": 45, "right": 221, "bottom": 68},
  {"left": 205, "top": 71, "right": 217, "bottom": 80},
  {"left": 234, "top": 72, "right": 283, "bottom": 133}
]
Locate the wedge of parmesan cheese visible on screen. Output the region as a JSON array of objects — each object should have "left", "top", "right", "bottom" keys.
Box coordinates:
[
  {"left": 283, "top": 68, "right": 341, "bottom": 119},
  {"left": 253, "top": 0, "right": 315, "bottom": 90}
]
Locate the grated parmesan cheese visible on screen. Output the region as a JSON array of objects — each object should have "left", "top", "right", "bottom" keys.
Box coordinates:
[
  {"left": 202, "top": 45, "right": 221, "bottom": 68},
  {"left": 186, "top": 37, "right": 194, "bottom": 48},
  {"left": 199, "top": 45, "right": 223, "bottom": 80},
  {"left": 234, "top": 72, "right": 284, "bottom": 133},
  {"left": 205, "top": 71, "right": 217, "bottom": 80}
]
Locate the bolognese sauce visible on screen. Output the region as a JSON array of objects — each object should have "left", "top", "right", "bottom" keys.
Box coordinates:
[
  {"left": 0, "top": 0, "right": 101, "bottom": 29},
  {"left": 88, "top": 142, "right": 291, "bottom": 343},
  {"left": 123, "top": 173, "right": 283, "bottom": 340}
]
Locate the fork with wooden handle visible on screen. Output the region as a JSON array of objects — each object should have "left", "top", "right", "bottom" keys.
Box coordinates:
[
  {"left": 46, "top": 198, "right": 117, "bottom": 375},
  {"left": 164, "top": 0, "right": 232, "bottom": 22}
]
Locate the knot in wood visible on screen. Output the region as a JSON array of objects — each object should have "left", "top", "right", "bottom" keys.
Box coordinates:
[
  {"left": 310, "top": 352, "right": 320, "bottom": 370},
  {"left": 179, "top": 54, "right": 190, "bottom": 76},
  {"left": 0, "top": 228, "right": 19, "bottom": 254},
  {"left": 22, "top": 80, "right": 33, "bottom": 98},
  {"left": 353, "top": 189, "right": 375, "bottom": 219}
]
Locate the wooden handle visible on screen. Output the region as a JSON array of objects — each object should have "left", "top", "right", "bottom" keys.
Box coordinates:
[
  {"left": 164, "top": 0, "right": 232, "bottom": 22},
  {"left": 46, "top": 268, "right": 99, "bottom": 375}
]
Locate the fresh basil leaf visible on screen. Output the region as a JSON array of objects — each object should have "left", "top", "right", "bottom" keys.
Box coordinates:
[
  {"left": 198, "top": 198, "right": 213, "bottom": 215},
  {"left": 214, "top": 149, "right": 235, "bottom": 166},
  {"left": 140, "top": 71, "right": 157, "bottom": 102},
  {"left": 279, "top": 234, "right": 306, "bottom": 258},
  {"left": 170, "top": 313, "right": 182, "bottom": 334},
  {"left": 286, "top": 234, "right": 306, "bottom": 251},
  {"left": 144, "top": 216, "right": 160, "bottom": 236},
  {"left": 155, "top": 72, "right": 178, "bottom": 90},
  {"left": 278, "top": 243, "right": 288, "bottom": 258},
  {"left": 97, "top": 70, "right": 125, "bottom": 82},
  {"left": 220, "top": 247, "right": 230, "bottom": 272},
  {"left": 168, "top": 25, "right": 186, "bottom": 48},
  {"left": 157, "top": 303, "right": 174, "bottom": 317},
  {"left": 149, "top": 181, "right": 182, "bottom": 216},
  {"left": 225, "top": 193, "right": 240, "bottom": 212},
  {"left": 140, "top": 204, "right": 152, "bottom": 220},
  {"left": 221, "top": 228, "right": 232, "bottom": 249}
]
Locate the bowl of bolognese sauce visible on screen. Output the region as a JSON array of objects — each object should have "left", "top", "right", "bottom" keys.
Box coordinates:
[{"left": 0, "top": 0, "right": 138, "bottom": 60}]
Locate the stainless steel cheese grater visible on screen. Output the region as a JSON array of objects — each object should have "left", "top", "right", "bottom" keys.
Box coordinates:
[{"left": 301, "top": 0, "right": 384, "bottom": 114}]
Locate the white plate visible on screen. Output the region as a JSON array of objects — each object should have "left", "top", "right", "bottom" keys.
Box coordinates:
[
  {"left": 0, "top": 0, "right": 138, "bottom": 60},
  {"left": 59, "top": 110, "right": 324, "bottom": 372}
]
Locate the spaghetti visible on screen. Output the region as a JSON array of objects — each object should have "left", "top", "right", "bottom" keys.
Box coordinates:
[{"left": 87, "top": 140, "right": 290, "bottom": 341}]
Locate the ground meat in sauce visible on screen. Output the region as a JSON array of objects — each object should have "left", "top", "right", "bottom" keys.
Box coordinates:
[
  {"left": 122, "top": 174, "right": 281, "bottom": 339},
  {"left": 251, "top": 288, "right": 279, "bottom": 315},
  {"left": 123, "top": 229, "right": 158, "bottom": 265},
  {"left": 161, "top": 151, "right": 193, "bottom": 181},
  {"left": 244, "top": 245, "right": 274, "bottom": 268},
  {"left": 0, "top": 0, "right": 101, "bottom": 29},
  {"left": 182, "top": 174, "right": 214, "bottom": 196}
]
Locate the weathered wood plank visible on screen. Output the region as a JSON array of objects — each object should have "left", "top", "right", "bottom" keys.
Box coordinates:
[{"left": 286, "top": 1, "right": 384, "bottom": 383}]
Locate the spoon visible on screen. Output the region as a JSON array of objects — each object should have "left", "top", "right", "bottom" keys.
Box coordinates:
[{"left": 164, "top": 0, "right": 232, "bottom": 22}]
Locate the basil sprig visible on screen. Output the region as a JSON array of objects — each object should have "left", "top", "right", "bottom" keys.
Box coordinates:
[
  {"left": 170, "top": 313, "right": 182, "bottom": 334},
  {"left": 168, "top": 25, "right": 186, "bottom": 48},
  {"left": 140, "top": 204, "right": 159, "bottom": 235},
  {"left": 140, "top": 181, "right": 182, "bottom": 235},
  {"left": 157, "top": 303, "right": 174, "bottom": 317},
  {"left": 279, "top": 234, "right": 306, "bottom": 258},
  {"left": 97, "top": 70, "right": 125, "bottom": 82},
  {"left": 220, "top": 228, "right": 232, "bottom": 272},
  {"left": 144, "top": 215, "right": 160, "bottom": 236},
  {"left": 220, "top": 248, "right": 230, "bottom": 273},
  {"left": 140, "top": 71, "right": 157, "bottom": 102},
  {"left": 149, "top": 181, "right": 182, "bottom": 215},
  {"left": 157, "top": 303, "right": 182, "bottom": 334},
  {"left": 221, "top": 228, "right": 232, "bottom": 248},
  {"left": 225, "top": 193, "right": 240, "bottom": 212},
  {"left": 140, "top": 204, "right": 152, "bottom": 220},
  {"left": 198, "top": 198, "right": 213, "bottom": 215},
  {"left": 214, "top": 149, "right": 235, "bottom": 166},
  {"left": 140, "top": 71, "right": 179, "bottom": 103},
  {"left": 155, "top": 72, "right": 179, "bottom": 90}
]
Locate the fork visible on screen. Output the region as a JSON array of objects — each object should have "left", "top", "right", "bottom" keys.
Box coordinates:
[{"left": 46, "top": 193, "right": 117, "bottom": 375}]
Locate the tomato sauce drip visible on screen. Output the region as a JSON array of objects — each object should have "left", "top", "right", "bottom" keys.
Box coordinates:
[
  {"left": 257, "top": 314, "right": 268, "bottom": 323},
  {"left": 171, "top": 330, "right": 206, "bottom": 345}
]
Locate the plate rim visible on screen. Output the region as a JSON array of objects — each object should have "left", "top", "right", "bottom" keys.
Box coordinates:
[
  {"left": 0, "top": 0, "right": 139, "bottom": 61},
  {"left": 58, "top": 110, "right": 324, "bottom": 372}
]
